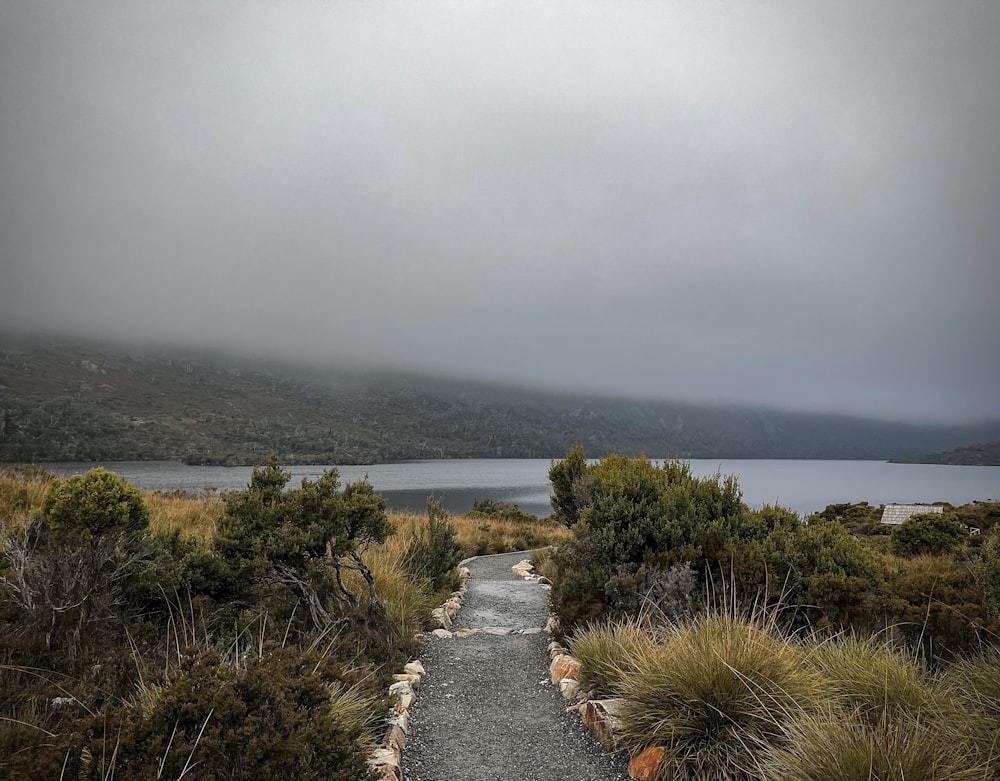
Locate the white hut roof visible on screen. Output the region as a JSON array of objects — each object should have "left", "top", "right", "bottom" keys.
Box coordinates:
[{"left": 880, "top": 503, "right": 943, "bottom": 525}]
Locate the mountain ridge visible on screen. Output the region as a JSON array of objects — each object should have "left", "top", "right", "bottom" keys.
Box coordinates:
[
  {"left": 890, "top": 441, "right": 1000, "bottom": 466},
  {"left": 2, "top": 335, "right": 998, "bottom": 465}
]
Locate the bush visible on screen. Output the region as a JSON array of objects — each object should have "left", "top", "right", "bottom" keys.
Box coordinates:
[
  {"left": 214, "top": 456, "right": 393, "bottom": 629},
  {"left": 548, "top": 445, "right": 588, "bottom": 526},
  {"left": 604, "top": 561, "right": 700, "bottom": 619},
  {"left": 405, "top": 499, "right": 463, "bottom": 594},
  {"left": 42, "top": 467, "right": 148, "bottom": 542},
  {"left": 20, "top": 645, "right": 380, "bottom": 781},
  {"left": 547, "top": 451, "right": 750, "bottom": 632},
  {"left": 1, "top": 469, "right": 155, "bottom": 672},
  {"left": 975, "top": 528, "right": 1000, "bottom": 620},
  {"left": 879, "top": 554, "right": 987, "bottom": 660},
  {"left": 781, "top": 519, "right": 884, "bottom": 631},
  {"left": 467, "top": 498, "right": 537, "bottom": 523},
  {"left": 891, "top": 512, "right": 968, "bottom": 557}
]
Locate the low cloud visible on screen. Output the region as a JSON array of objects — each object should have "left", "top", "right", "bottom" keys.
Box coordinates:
[{"left": 1, "top": 1, "right": 998, "bottom": 422}]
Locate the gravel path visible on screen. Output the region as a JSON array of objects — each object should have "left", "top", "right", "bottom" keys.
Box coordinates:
[{"left": 400, "top": 551, "right": 631, "bottom": 781}]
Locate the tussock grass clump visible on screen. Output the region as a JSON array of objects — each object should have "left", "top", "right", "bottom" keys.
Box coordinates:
[
  {"left": 568, "top": 616, "right": 655, "bottom": 696},
  {"left": 943, "top": 651, "right": 1000, "bottom": 770},
  {"left": 616, "top": 612, "right": 824, "bottom": 781},
  {"left": 360, "top": 535, "right": 437, "bottom": 654},
  {"left": 809, "top": 635, "right": 949, "bottom": 723},
  {"left": 763, "top": 708, "right": 988, "bottom": 781}
]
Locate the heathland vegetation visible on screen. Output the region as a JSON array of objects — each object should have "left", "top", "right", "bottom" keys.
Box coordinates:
[
  {"left": 4, "top": 336, "right": 999, "bottom": 464},
  {"left": 541, "top": 448, "right": 1000, "bottom": 779},
  {"left": 0, "top": 462, "right": 569, "bottom": 779},
  {"left": 4, "top": 451, "right": 1000, "bottom": 779}
]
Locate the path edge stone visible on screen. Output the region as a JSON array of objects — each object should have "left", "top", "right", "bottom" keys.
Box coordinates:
[
  {"left": 514, "top": 557, "right": 662, "bottom": 781},
  {"left": 367, "top": 564, "right": 471, "bottom": 780}
]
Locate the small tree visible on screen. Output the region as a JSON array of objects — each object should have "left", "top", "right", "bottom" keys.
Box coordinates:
[
  {"left": 549, "top": 445, "right": 588, "bottom": 526},
  {"left": 405, "top": 499, "right": 463, "bottom": 593},
  {"left": 213, "top": 456, "right": 394, "bottom": 628},
  {"left": 1, "top": 467, "right": 152, "bottom": 657}
]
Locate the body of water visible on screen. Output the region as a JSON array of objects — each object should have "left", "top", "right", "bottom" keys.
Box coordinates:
[{"left": 42, "top": 458, "right": 1000, "bottom": 518}]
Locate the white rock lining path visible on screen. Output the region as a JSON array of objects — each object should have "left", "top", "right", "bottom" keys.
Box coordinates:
[{"left": 370, "top": 551, "right": 640, "bottom": 781}]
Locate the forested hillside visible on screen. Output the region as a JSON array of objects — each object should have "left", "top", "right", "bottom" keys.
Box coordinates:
[
  {"left": 2, "top": 336, "right": 999, "bottom": 464},
  {"left": 892, "top": 441, "right": 1000, "bottom": 466}
]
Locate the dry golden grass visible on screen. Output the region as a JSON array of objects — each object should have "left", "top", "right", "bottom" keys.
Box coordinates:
[
  {"left": 381, "top": 510, "right": 572, "bottom": 557},
  {"left": 144, "top": 491, "right": 224, "bottom": 543},
  {"left": 0, "top": 466, "right": 224, "bottom": 543},
  {"left": 452, "top": 513, "right": 573, "bottom": 556},
  {"left": 353, "top": 532, "right": 437, "bottom": 651},
  {"left": 0, "top": 464, "right": 56, "bottom": 528}
]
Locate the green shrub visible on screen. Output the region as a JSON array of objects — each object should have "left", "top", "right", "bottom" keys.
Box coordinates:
[
  {"left": 604, "top": 560, "right": 700, "bottom": 618},
  {"left": 214, "top": 456, "right": 393, "bottom": 629},
  {"left": 879, "top": 554, "right": 987, "bottom": 660},
  {"left": 891, "top": 512, "right": 968, "bottom": 557},
  {"left": 783, "top": 520, "right": 884, "bottom": 631},
  {"left": 1, "top": 470, "right": 155, "bottom": 671},
  {"left": 547, "top": 451, "right": 752, "bottom": 632},
  {"left": 18, "top": 645, "right": 380, "bottom": 781},
  {"left": 42, "top": 467, "right": 148, "bottom": 542},
  {"left": 976, "top": 528, "right": 1000, "bottom": 620},
  {"left": 548, "top": 445, "right": 588, "bottom": 526},
  {"left": 467, "top": 498, "right": 537, "bottom": 523},
  {"left": 404, "top": 499, "right": 463, "bottom": 594}
]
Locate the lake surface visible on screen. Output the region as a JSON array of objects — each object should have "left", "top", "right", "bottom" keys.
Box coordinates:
[{"left": 42, "top": 459, "right": 1000, "bottom": 518}]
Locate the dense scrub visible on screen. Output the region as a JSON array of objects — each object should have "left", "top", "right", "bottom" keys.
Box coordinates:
[
  {"left": 546, "top": 449, "right": 1000, "bottom": 779},
  {"left": 545, "top": 449, "right": 996, "bottom": 658},
  {"left": 0, "top": 462, "right": 565, "bottom": 779}
]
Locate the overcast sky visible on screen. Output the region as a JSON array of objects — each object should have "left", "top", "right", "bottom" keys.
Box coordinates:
[{"left": 1, "top": 1, "right": 998, "bottom": 423}]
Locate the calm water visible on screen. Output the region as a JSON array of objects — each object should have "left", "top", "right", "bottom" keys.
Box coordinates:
[{"left": 42, "top": 459, "right": 1000, "bottom": 518}]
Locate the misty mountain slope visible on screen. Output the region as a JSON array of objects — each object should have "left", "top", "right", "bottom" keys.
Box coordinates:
[{"left": 1, "top": 339, "right": 998, "bottom": 465}]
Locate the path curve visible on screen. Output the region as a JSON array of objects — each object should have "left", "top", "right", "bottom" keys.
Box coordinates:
[{"left": 400, "top": 551, "right": 630, "bottom": 781}]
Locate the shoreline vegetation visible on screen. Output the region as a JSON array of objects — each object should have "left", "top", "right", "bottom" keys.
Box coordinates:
[{"left": 3, "top": 453, "right": 1000, "bottom": 779}]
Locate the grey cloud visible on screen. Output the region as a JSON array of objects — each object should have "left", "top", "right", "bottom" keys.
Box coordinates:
[{"left": 1, "top": 1, "right": 998, "bottom": 422}]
